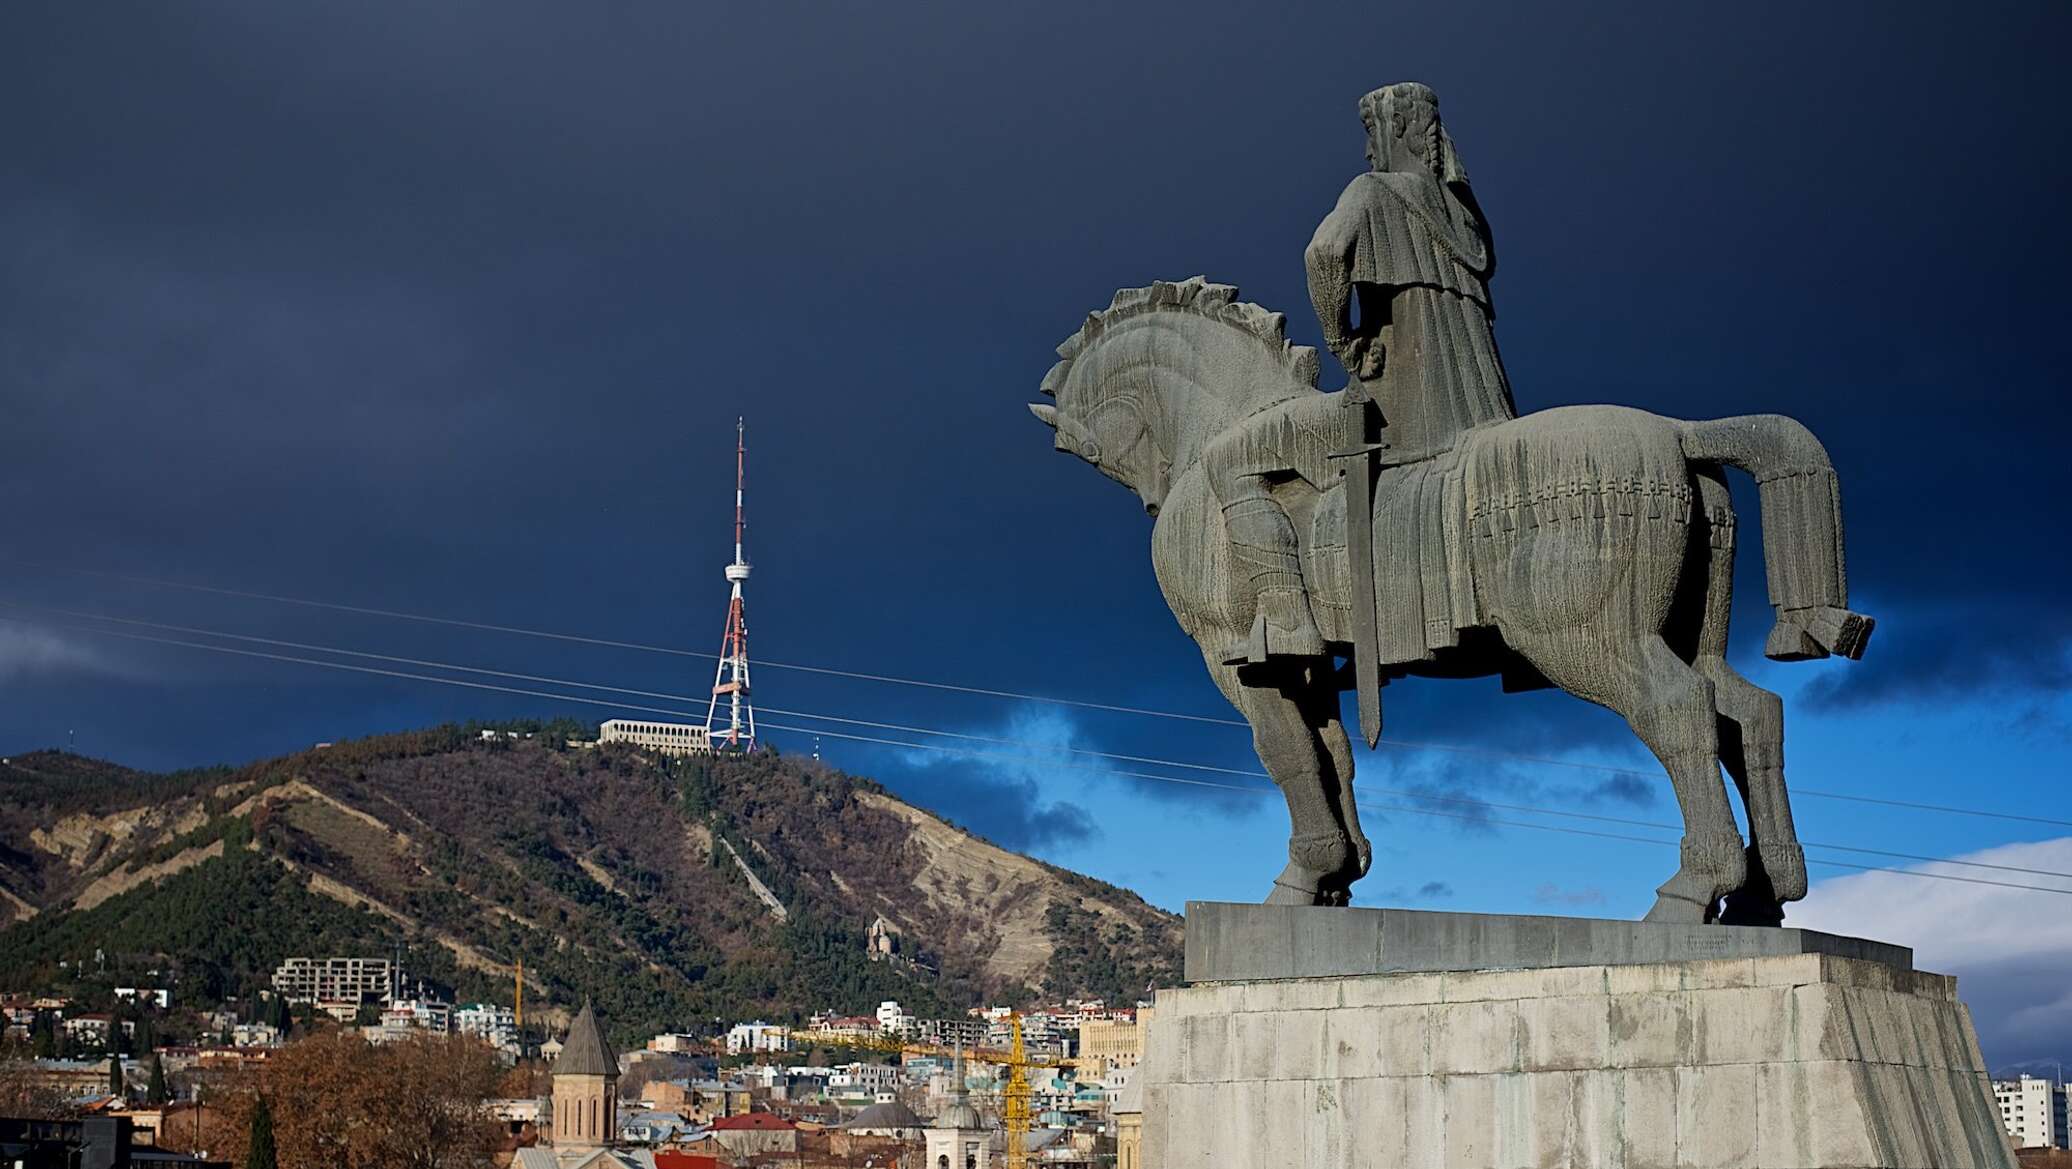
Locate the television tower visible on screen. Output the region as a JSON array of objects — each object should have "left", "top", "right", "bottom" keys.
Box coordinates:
[{"left": 705, "top": 418, "right": 756, "bottom": 750}]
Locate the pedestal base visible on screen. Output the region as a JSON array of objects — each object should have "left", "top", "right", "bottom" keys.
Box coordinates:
[{"left": 1142, "top": 907, "right": 2014, "bottom": 1169}]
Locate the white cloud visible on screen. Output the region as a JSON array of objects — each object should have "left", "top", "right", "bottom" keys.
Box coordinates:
[
  {"left": 1791, "top": 838, "right": 2072, "bottom": 1067},
  {"left": 1791, "top": 838, "right": 2072, "bottom": 969},
  {"left": 0, "top": 624, "right": 136, "bottom": 681}
]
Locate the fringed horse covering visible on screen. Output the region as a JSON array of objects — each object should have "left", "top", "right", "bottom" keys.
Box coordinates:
[{"left": 1333, "top": 407, "right": 1707, "bottom": 667}]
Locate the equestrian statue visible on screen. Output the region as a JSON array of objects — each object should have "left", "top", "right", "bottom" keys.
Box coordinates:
[{"left": 1028, "top": 82, "right": 1873, "bottom": 926}]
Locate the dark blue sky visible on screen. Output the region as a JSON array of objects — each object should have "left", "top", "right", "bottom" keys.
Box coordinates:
[{"left": 4, "top": 2, "right": 2069, "bottom": 1064}]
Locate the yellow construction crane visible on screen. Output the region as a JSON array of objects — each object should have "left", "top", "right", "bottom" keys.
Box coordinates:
[{"left": 782, "top": 1010, "right": 1072, "bottom": 1168}]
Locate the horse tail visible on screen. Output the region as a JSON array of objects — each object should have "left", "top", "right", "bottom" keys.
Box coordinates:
[{"left": 1676, "top": 414, "right": 1874, "bottom": 661}]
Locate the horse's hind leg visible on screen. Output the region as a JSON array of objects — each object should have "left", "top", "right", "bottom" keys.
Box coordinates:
[
  {"left": 1685, "top": 466, "right": 1806, "bottom": 925},
  {"left": 1703, "top": 661, "right": 1804, "bottom": 925},
  {"left": 1513, "top": 631, "right": 1746, "bottom": 923}
]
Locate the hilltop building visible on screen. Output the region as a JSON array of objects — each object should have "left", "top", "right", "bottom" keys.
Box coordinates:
[{"left": 597, "top": 721, "right": 711, "bottom": 756}]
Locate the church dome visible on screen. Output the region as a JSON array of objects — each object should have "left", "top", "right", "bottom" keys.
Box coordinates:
[{"left": 551, "top": 999, "right": 619, "bottom": 1078}]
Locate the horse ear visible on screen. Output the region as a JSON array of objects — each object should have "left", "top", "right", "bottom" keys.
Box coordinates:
[{"left": 1028, "top": 403, "right": 1059, "bottom": 428}]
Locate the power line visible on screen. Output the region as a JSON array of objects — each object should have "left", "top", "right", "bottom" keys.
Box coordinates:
[
  {"left": 0, "top": 559, "right": 1245, "bottom": 725},
  {"left": 11, "top": 611, "right": 2072, "bottom": 900},
  {"left": 4, "top": 571, "right": 2066, "bottom": 834},
  {"left": 19, "top": 598, "right": 2072, "bottom": 886},
  {"left": 36, "top": 599, "right": 2072, "bottom": 881}
]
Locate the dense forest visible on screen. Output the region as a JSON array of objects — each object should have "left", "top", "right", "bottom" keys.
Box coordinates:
[{"left": 0, "top": 724, "right": 1180, "bottom": 1042}]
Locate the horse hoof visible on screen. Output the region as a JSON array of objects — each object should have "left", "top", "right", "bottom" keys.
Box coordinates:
[
  {"left": 1641, "top": 894, "right": 1714, "bottom": 925},
  {"left": 1717, "top": 892, "right": 1786, "bottom": 927},
  {"left": 1266, "top": 881, "right": 1323, "bottom": 906},
  {"left": 1266, "top": 861, "right": 1329, "bottom": 905}
]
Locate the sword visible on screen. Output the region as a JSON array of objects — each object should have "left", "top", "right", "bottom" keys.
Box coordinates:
[{"left": 1328, "top": 382, "right": 1386, "bottom": 749}]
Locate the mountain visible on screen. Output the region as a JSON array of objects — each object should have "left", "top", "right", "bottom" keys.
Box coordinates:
[{"left": 0, "top": 726, "right": 1182, "bottom": 1041}]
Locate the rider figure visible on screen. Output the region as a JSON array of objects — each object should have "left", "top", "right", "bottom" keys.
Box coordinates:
[{"left": 1205, "top": 81, "right": 1517, "bottom": 665}]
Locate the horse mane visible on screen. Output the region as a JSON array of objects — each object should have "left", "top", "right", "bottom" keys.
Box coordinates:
[{"left": 1040, "top": 276, "right": 1321, "bottom": 396}]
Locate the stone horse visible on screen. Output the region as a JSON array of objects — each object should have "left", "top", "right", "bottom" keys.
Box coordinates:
[{"left": 1029, "top": 277, "right": 1872, "bottom": 925}]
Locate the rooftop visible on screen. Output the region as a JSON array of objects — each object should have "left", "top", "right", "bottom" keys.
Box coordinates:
[
  {"left": 708, "top": 1112, "right": 794, "bottom": 1131},
  {"left": 551, "top": 1001, "right": 619, "bottom": 1078},
  {"left": 844, "top": 1100, "right": 925, "bottom": 1130}
]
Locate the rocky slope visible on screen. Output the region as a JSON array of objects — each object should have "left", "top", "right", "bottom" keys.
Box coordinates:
[{"left": 0, "top": 727, "right": 1181, "bottom": 1039}]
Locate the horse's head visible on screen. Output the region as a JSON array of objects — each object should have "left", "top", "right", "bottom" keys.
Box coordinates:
[
  {"left": 1029, "top": 277, "right": 1320, "bottom": 519},
  {"left": 1028, "top": 387, "right": 1168, "bottom": 517}
]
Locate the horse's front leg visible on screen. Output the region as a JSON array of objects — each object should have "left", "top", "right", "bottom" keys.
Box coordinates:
[
  {"left": 1203, "top": 654, "right": 1356, "bottom": 906},
  {"left": 1300, "top": 681, "right": 1371, "bottom": 899}
]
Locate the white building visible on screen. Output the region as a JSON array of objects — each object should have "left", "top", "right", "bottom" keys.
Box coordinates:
[
  {"left": 456, "top": 1003, "right": 518, "bottom": 1048},
  {"left": 598, "top": 720, "right": 711, "bottom": 756},
  {"left": 876, "top": 1000, "right": 911, "bottom": 1036},
  {"left": 725, "top": 1021, "right": 789, "bottom": 1055},
  {"left": 1993, "top": 1075, "right": 2066, "bottom": 1148},
  {"left": 830, "top": 1062, "right": 901, "bottom": 1097},
  {"left": 367, "top": 999, "right": 452, "bottom": 1042}
]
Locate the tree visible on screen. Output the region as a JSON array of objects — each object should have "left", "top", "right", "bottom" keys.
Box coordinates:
[
  {"left": 146, "top": 1052, "right": 171, "bottom": 1105},
  {"left": 0, "top": 1059, "right": 79, "bottom": 1120},
  {"left": 245, "top": 1095, "right": 278, "bottom": 1169},
  {"left": 213, "top": 1031, "right": 502, "bottom": 1169},
  {"left": 30, "top": 1012, "right": 55, "bottom": 1059},
  {"left": 108, "top": 1052, "right": 125, "bottom": 1098}
]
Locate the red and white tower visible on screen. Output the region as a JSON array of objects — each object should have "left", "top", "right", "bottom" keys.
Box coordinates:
[{"left": 704, "top": 418, "right": 756, "bottom": 750}]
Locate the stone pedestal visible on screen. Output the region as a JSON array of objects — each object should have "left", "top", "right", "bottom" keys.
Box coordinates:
[{"left": 1141, "top": 904, "right": 2015, "bottom": 1169}]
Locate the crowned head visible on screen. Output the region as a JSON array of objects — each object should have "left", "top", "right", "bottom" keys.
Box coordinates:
[{"left": 1360, "top": 81, "right": 1462, "bottom": 183}]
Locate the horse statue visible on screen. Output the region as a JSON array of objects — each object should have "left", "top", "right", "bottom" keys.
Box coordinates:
[{"left": 1028, "top": 276, "right": 1872, "bottom": 925}]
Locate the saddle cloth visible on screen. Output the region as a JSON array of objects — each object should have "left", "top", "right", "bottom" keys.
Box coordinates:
[{"left": 1308, "top": 444, "right": 1479, "bottom": 668}]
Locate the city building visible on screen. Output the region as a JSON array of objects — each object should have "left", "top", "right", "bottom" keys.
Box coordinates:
[
  {"left": 551, "top": 1001, "right": 620, "bottom": 1153},
  {"left": 1993, "top": 1074, "right": 2067, "bottom": 1148},
  {"left": 229, "top": 1022, "right": 281, "bottom": 1048},
  {"left": 61, "top": 1014, "right": 115, "bottom": 1046},
  {"left": 925, "top": 1047, "right": 995, "bottom": 1169},
  {"left": 376, "top": 999, "right": 452, "bottom": 1036},
  {"left": 724, "top": 1021, "right": 788, "bottom": 1055},
  {"left": 598, "top": 720, "right": 711, "bottom": 757},
  {"left": 642, "top": 1079, "right": 750, "bottom": 1124},
  {"left": 829, "top": 1062, "right": 902, "bottom": 1099},
  {"left": 1077, "top": 1009, "right": 1152, "bottom": 1075},
  {"left": 616, "top": 1109, "right": 695, "bottom": 1146},
  {"left": 843, "top": 1099, "right": 926, "bottom": 1140},
  {"left": 877, "top": 1001, "right": 911, "bottom": 1036},
  {"left": 455, "top": 1002, "right": 518, "bottom": 1049},
  {"left": 0, "top": 1116, "right": 229, "bottom": 1168},
  {"left": 708, "top": 1113, "right": 798, "bottom": 1159},
  {"left": 1113, "top": 1078, "right": 1143, "bottom": 1169},
  {"left": 644, "top": 1033, "right": 701, "bottom": 1055},
  {"left": 269, "top": 957, "right": 393, "bottom": 1013},
  {"left": 915, "top": 1016, "right": 989, "bottom": 1051}
]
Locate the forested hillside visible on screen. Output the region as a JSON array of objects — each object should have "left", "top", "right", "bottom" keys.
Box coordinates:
[{"left": 0, "top": 727, "right": 1181, "bottom": 1041}]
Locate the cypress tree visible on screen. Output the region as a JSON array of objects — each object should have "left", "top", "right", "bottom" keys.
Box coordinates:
[
  {"left": 108, "top": 1052, "right": 125, "bottom": 1098},
  {"left": 245, "top": 1095, "right": 278, "bottom": 1169},
  {"left": 146, "top": 1053, "right": 170, "bottom": 1105}
]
